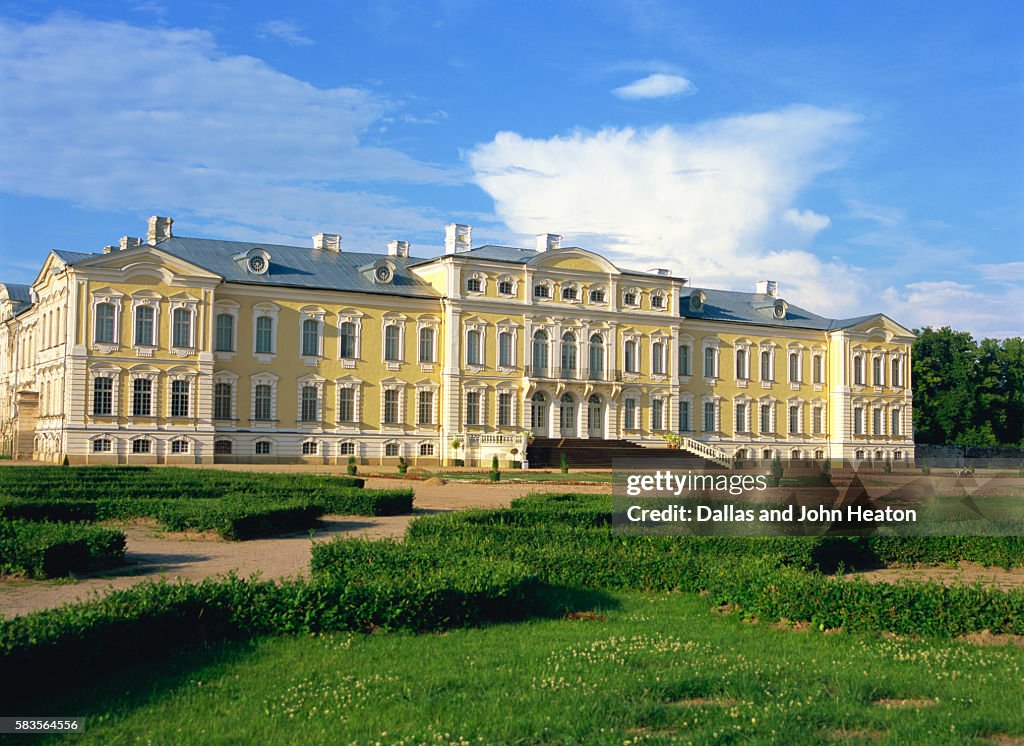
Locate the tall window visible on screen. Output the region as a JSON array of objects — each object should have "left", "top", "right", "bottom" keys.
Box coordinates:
[
  {"left": 624, "top": 398, "right": 637, "bottom": 429},
  {"left": 703, "top": 347, "right": 716, "bottom": 378},
  {"left": 589, "top": 334, "right": 604, "bottom": 375},
  {"left": 498, "top": 392, "right": 512, "bottom": 427},
  {"left": 338, "top": 388, "right": 355, "bottom": 422},
  {"left": 95, "top": 303, "right": 116, "bottom": 343},
  {"left": 300, "top": 386, "right": 319, "bottom": 422},
  {"left": 417, "top": 390, "right": 433, "bottom": 425},
  {"left": 624, "top": 340, "right": 637, "bottom": 373},
  {"left": 135, "top": 307, "right": 155, "bottom": 346},
  {"left": 760, "top": 403, "right": 771, "bottom": 433},
  {"left": 813, "top": 355, "right": 824, "bottom": 384},
  {"left": 789, "top": 405, "right": 799, "bottom": 434},
  {"left": 93, "top": 377, "right": 112, "bottom": 416},
  {"left": 419, "top": 327, "right": 434, "bottom": 363},
  {"left": 466, "top": 329, "right": 482, "bottom": 365},
  {"left": 678, "top": 401, "right": 690, "bottom": 431},
  {"left": 735, "top": 402, "right": 747, "bottom": 432},
  {"left": 215, "top": 313, "right": 233, "bottom": 352},
  {"left": 652, "top": 342, "right": 665, "bottom": 375},
  {"left": 853, "top": 354, "right": 865, "bottom": 385},
  {"left": 171, "top": 380, "right": 190, "bottom": 417},
  {"left": 736, "top": 349, "right": 747, "bottom": 380},
  {"left": 559, "top": 393, "right": 575, "bottom": 430},
  {"left": 703, "top": 402, "right": 716, "bottom": 432},
  {"left": 872, "top": 408, "right": 882, "bottom": 435},
  {"left": 466, "top": 391, "right": 481, "bottom": 426},
  {"left": 531, "top": 392, "right": 546, "bottom": 428},
  {"left": 214, "top": 382, "right": 232, "bottom": 419},
  {"left": 132, "top": 379, "right": 152, "bottom": 417},
  {"left": 561, "top": 332, "right": 577, "bottom": 374},
  {"left": 172, "top": 308, "right": 192, "bottom": 348},
  {"left": 532, "top": 330, "right": 549, "bottom": 372},
  {"left": 853, "top": 406, "right": 864, "bottom": 435},
  {"left": 302, "top": 319, "right": 320, "bottom": 357},
  {"left": 498, "top": 331, "right": 512, "bottom": 367},
  {"left": 873, "top": 357, "right": 884, "bottom": 386},
  {"left": 760, "top": 350, "right": 772, "bottom": 380},
  {"left": 254, "top": 384, "right": 272, "bottom": 420},
  {"left": 678, "top": 345, "right": 690, "bottom": 376},
  {"left": 255, "top": 316, "right": 274, "bottom": 354},
  {"left": 789, "top": 352, "right": 800, "bottom": 382},
  {"left": 651, "top": 398, "right": 663, "bottom": 430},
  {"left": 383, "top": 389, "right": 399, "bottom": 424},
  {"left": 339, "top": 322, "right": 356, "bottom": 359},
  {"left": 891, "top": 408, "right": 901, "bottom": 436},
  {"left": 891, "top": 358, "right": 902, "bottom": 387},
  {"left": 813, "top": 408, "right": 823, "bottom": 435},
  {"left": 384, "top": 326, "right": 401, "bottom": 361}
]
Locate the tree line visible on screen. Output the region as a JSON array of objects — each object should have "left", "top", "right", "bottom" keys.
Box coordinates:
[{"left": 912, "top": 327, "right": 1024, "bottom": 447}]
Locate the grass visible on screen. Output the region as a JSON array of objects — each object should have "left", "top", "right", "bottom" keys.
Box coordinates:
[
  {"left": 15, "top": 591, "right": 1024, "bottom": 745},
  {"left": 424, "top": 470, "right": 612, "bottom": 483}
]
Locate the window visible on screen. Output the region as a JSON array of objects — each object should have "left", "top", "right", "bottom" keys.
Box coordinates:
[
  {"left": 872, "top": 409, "right": 882, "bottom": 435},
  {"left": 498, "top": 392, "right": 512, "bottom": 427},
  {"left": 132, "top": 439, "right": 151, "bottom": 454},
  {"left": 467, "top": 277, "right": 482, "bottom": 293},
  {"left": 93, "top": 377, "right": 112, "bottom": 416},
  {"left": 418, "top": 390, "right": 433, "bottom": 425},
  {"left": 302, "top": 441, "right": 318, "bottom": 455},
  {"left": 561, "top": 286, "right": 578, "bottom": 301},
  {"left": 813, "top": 408, "right": 823, "bottom": 435},
  {"left": 854, "top": 406, "right": 864, "bottom": 435},
  {"left": 533, "top": 284, "right": 550, "bottom": 299},
  {"left": 532, "top": 330, "right": 549, "bottom": 371},
  {"left": 383, "top": 389, "right": 399, "bottom": 425},
  {"left": 760, "top": 350, "right": 773, "bottom": 381},
  {"left": 855, "top": 449, "right": 865, "bottom": 460},
  {"left": 420, "top": 443, "right": 434, "bottom": 456},
  {"left": 132, "top": 379, "right": 152, "bottom": 417},
  {"left": 735, "top": 402, "right": 747, "bottom": 432},
  {"left": 384, "top": 326, "right": 401, "bottom": 361},
  {"left": 814, "top": 449, "right": 825, "bottom": 460},
  {"left": 136, "top": 306, "right": 155, "bottom": 346},
  {"left": 736, "top": 349, "right": 747, "bottom": 380},
  {"left": 760, "top": 403, "right": 772, "bottom": 433},
  {"left": 651, "top": 398, "right": 663, "bottom": 430},
  {"left": 302, "top": 319, "right": 320, "bottom": 357},
  {"left": 624, "top": 398, "right": 637, "bottom": 429},
  {"left": 651, "top": 293, "right": 664, "bottom": 309},
  {"left": 498, "top": 331, "right": 512, "bottom": 367},
  {"left": 894, "top": 449, "right": 903, "bottom": 461},
  {"left": 789, "top": 405, "right": 800, "bottom": 434},
  {"left": 215, "top": 313, "right": 233, "bottom": 352},
  {"left": 589, "top": 289, "right": 605, "bottom": 303},
  {"left": 891, "top": 358, "right": 902, "bottom": 387},
  {"left": 254, "top": 384, "right": 272, "bottom": 420},
  {"left": 498, "top": 280, "right": 514, "bottom": 295},
  {"left": 339, "top": 388, "right": 355, "bottom": 422},
  {"left": 466, "top": 391, "right": 481, "bottom": 426},
  {"left": 623, "top": 291, "right": 638, "bottom": 306},
  {"left": 419, "top": 327, "right": 434, "bottom": 363},
  {"left": 703, "top": 347, "right": 717, "bottom": 378},
  {"left": 873, "top": 357, "right": 884, "bottom": 386},
  {"left": 339, "top": 442, "right": 355, "bottom": 456},
  {"left": 92, "top": 438, "right": 112, "bottom": 453},
  {"left": 652, "top": 342, "right": 665, "bottom": 375},
  {"left": 214, "top": 382, "right": 232, "bottom": 419},
  {"left": 853, "top": 354, "right": 865, "bottom": 385},
  {"left": 811, "top": 355, "right": 822, "bottom": 384},
  {"left": 172, "top": 308, "right": 192, "bottom": 348},
  {"left": 255, "top": 316, "right": 274, "bottom": 354},
  {"left": 255, "top": 441, "right": 271, "bottom": 455},
  {"left": 559, "top": 393, "right": 575, "bottom": 430},
  {"left": 589, "top": 334, "right": 604, "bottom": 375},
  {"left": 678, "top": 345, "right": 691, "bottom": 376},
  {"left": 789, "top": 352, "right": 800, "bottom": 382},
  {"left": 385, "top": 443, "right": 400, "bottom": 457},
  {"left": 561, "top": 332, "right": 577, "bottom": 373},
  {"left": 339, "top": 322, "right": 357, "bottom": 359},
  {"left": 95, "top": 303, "right": 116, "bottom": 343},
  {"left": 300, "top": 386, "right": 319, "bottom": 422},
  {"left": 171, "top": 439, "right": 189, "bottom": 454},
  {"left": 624, "top": 340, "right": 638, "bottom": 373},
  {"left": 170, "top": 380, "right": 190, "bottom": 417},
  {"left": 531, "top": 392, "right": 546, "bottom": 428},
  {"left": 891, "top": 408, "right": 901, "bottom": 436},
  {"left": 466, "top": 329, "right": 482, "bottom": 366},
  {"left": 703, "top": 402, "right": 716, "bottom": 432},
  {"left": 678, "top": 401, "right": 690, "bottom": 431}
]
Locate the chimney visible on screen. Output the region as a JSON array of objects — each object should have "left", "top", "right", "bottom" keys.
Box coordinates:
[
  {"left": 756, "top": 280, "right": 778, "bottom": 297},
  {"left": 650, "top": 268, "right": 672, "bottom": 276},
  {"left": 444, "top": 223, "right": 472, "bottom": 254},
  {"left": 147, "top": 216, "right": 173, "bottom": 244},
  {"left": 313, "top": 233, "right": 342, "bottom": 252},
  {"left": 102, "top": 245, "right": 117, "bottom": 254},
  {"left": 120, "top": 236, "right": 142, "bottom": 251},
  {"left": 387, "top": 240, "right": 410, "bottom": 258},
  {"left": 535, "top": 233, "right": 562, "bottom": 252}
]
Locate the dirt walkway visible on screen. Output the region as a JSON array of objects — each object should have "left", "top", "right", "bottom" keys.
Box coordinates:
[
  {"left": 0, "top": 479, "right": 578, "bottom": 618},
  {"left": 847, "top": 562, "right": 1024, "bottom": 591}
]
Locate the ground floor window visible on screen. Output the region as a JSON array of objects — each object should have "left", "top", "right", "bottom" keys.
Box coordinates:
[
  {"left": 92, "top": 438, "right": 112, "bottom": 453},
  {"left": 385, "top": 443, "right": 400, "bottom": 457},
  {"left": 170, "top": 439, "right": 189, "bottom": 453},
  {"left": 255, "top": 441, "right": 271, "bottom": 455},
  {"left": 340, "top": 442, "right": 355, "bottom": 455},
  {"left": 215, "top": 440, "right": 233, "bottom": 454},
  {"left": 302, "top": 441, "right": 318, "bottom": 455},
  {"left": 132, "top": 439, "right": 151, "bottom": 454},
  {"left": 420, "top": 443, "right": 434, "bottom": 456}
]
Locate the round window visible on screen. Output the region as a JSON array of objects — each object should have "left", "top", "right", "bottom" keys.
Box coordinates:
[{"left": 248, "top": 255, "right": 266, "bottom": 273}]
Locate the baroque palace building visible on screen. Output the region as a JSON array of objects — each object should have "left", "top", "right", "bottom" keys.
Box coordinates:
[{"left": 0, "top": 216, "right": 914, "bottom": 466}]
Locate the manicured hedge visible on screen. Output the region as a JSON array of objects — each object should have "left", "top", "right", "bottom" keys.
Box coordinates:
[{"left": 0, "top": 520, "right": 126, "bottom": 578}]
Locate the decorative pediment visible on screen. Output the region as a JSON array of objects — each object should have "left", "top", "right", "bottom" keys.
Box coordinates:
[
  {"left": 68, "top": 245, "right": 222, "bottom": 284},
  {"left": 527, "top": 247, "right": 620, "bottom": 274}
]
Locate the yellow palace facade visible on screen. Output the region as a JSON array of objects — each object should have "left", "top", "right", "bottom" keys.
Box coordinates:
[{"left": 0, "top": 216, "right": 915, "bottom": 466}]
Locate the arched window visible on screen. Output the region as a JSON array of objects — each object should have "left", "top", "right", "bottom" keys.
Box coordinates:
[
  {"left": 559, "top": 393, "right": 575, "bottom": 429},
  {"left": 339, "top": 322, "right": 356, "bottom": 359},
  {"left": 255, "top": 316, "right": 274, "bottom": 354},
  {"left": 94, "top": 303, "right": 116, "bottom": 343},
  {"left": 498, "top": 331, "right": 512, "bottom": 367},
  {"left": 813, "top": 354, "right": 824, "bottom": 384},
  {"left": 589, "top": 334, "right": 604, "bottom": 376},
  {"left": 561, "top": 332, "right": 577, "bottom": 374},
  {"left": 736, "top": 349, "right": 747, "bottom": 380},
  {"left": 531, "top": 392, "right": 547, "bottom": 428},
  {"left": 419, "top": 327, "right": 434, "bottom": 363},
  {"left": 339, "top": 442, "right": 355, "bottom": 455},
  {"left": 532, "top": 330, "right": 549, "bottom": 372},
  {"left": 760, "top": 350, "right": 772, "bottom": 381},
  {"left": 624, "top": 340, "right": 637, "bottom": 373},
  {"left": 214, "top": 439, "right": 233, "bottom": 455},
  {"left": 466, "top": 329, "right": 482, "bottom": 365},
  {"left": 789, "top": 352, "right": 800, "bottom": 382},
  {"left": 302, "top": 319, "right": 320, "bottom": 357}
]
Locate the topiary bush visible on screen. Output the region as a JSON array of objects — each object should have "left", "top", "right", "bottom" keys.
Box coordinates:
[{"left": 0, "top": 520, "right": 125, "bottom": 578}]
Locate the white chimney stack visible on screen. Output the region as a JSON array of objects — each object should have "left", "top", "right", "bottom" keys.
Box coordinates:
[
  {"left": 445, "top": 223, "right": 472, "bottom": 254},
  {"left": 650, "top": 268, "right": 672, "bottom": 276},
  {"left": 120, "top": 236, "right": 142, "bottom": 251},
  {"left": 313, "top": 233, "right": 342, "bottom": 252},
  {"left": 147, "top": 216, "right": 173, "bottom": 244},
  {"left": 387, "top": 240, "right": 410, "bottom": 258},
  {"left": 535, "top": 233, "right": 562, "bottom": 252},
  {"left": 756, "top": 280, "right": 779, "bottom": 297}
]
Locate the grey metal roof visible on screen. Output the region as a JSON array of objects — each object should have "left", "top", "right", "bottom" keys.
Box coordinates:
[
  {"left": 0, "top": 283, "right": 32, "bottom": 304},
  {"left": 412, "top": 244, "right": 664, "bottom": 278},
  {"left": 53, "top": 250, "right": 94, "bottom": 265},
  {"left": 680, "top": 288, "right": 880, "bottom": 331}
]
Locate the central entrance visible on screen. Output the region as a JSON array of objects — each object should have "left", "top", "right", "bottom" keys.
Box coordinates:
[{"left": 531, "top": 392, "right": 549, "bottom": 437}]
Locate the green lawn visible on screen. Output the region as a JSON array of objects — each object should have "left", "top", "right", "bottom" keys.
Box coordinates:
[{"left": 23, "top": 591, "right": 1024, "bottom": 745}]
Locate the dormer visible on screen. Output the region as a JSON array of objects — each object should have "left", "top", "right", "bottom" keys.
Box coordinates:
[{"left": 232, "top": 247, "right": 272, "bottom": 275}]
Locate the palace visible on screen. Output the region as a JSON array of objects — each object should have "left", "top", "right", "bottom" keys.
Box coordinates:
[{"left": 0, "top": 216, "right": 914, "bottom": 466}]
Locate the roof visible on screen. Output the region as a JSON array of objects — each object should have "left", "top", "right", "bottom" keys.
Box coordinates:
[
  {"left": 0, "top": 283, "right": 32, "bottom": 305},
  {"left": 680, "top": 288, "right": 882, "bottom": 331},
  {"left": 412, "top": 244, "right": 663, "bottom": 278}
]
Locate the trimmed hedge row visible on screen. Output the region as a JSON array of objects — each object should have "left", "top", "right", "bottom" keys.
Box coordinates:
[{"left": 0, "top": 520, "right": 126, "bottom": 578}]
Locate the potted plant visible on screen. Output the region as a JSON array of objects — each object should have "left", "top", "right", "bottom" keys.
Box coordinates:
[
  {"left": 662, "top": 433, "right": 682, "bottom": 449},
  {"left": 510, "top": 447, "right": 522, "bottom": 470},
  {"left": 451, "top": 438, "right": 464, "bottom": 467}
]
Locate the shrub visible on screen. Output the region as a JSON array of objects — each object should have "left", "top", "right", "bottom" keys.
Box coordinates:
[
  {"left": 560, "top": 451, "right": 568, "bottom": 474},
  {"left": 398, "top": 456, "right": 407, "bottom": 476},
  {"left": 0, "top": 521, "right": 125, "bottom": 578},
  {"left": 769, "top": 455, "right": 783, "bottom": 486},
  {"left": 490, "top": 455, "right": 500, "bottom": 482},
  {"left": 347, "top": 455, "right": 358, "bottom": 476}
]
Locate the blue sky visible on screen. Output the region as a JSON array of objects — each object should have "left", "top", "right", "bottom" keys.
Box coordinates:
[{"left": 0, "top": 1, "right": 1021, "bottom": 336}]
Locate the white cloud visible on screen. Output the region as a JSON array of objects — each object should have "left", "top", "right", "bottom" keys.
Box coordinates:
[
  {"left": 977, "top": 261, "right": 1024, "bottom": 283},
  {"left": 257, "top": 20, "right": 314, "bottom": 47},
  {"left": 0, "top": 15, "right": 453, "bottom": 244},
  {"left": 783, "top": 208, "right": 830, "bottom": 235},
  {"left": 879, "top": 280, "right": 1024, "bottom": 339},
  {"left": 612, "top": 73, "right": 696, "bottom": 100}
]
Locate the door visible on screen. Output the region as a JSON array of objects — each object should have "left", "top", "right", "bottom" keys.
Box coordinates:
[
  {"left": 587, "top": 394, "right": 603, "bottom": 438},
  {"left": 531, "top": 392, "right": 549, "bottom": 437},
  {"left": 559, "top": 394, "right": 576, "bottom": 437}
]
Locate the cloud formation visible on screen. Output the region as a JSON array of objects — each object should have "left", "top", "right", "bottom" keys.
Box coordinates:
[
  {"left": 257, "top": 20, "right": 314, "bottom": 46},
  {"left": 612, "top": 73, "right": 696, "bottom": 99}
]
